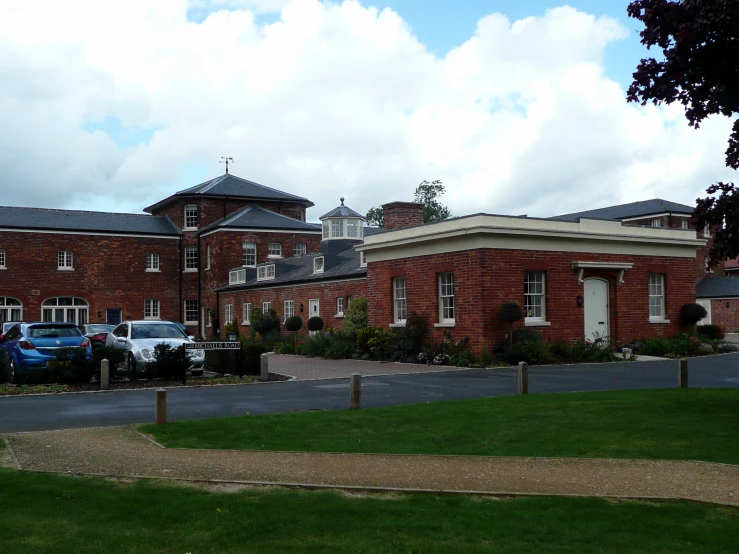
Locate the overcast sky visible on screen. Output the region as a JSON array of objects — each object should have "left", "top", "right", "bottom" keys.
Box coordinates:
[{"left": 0, "top": 0, "right": 736, "bottom": 221}]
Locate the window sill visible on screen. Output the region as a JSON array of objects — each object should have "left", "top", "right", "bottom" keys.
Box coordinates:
[
  {"left": 267, "top": 255, "right": 283, "bottom": 260},
  {"left": 183, "top": 227, "right": 198, "bottom": 232},
  {"left": 335, "top": 314, "right": 344, "bottom": 318},
  {"left": 58, "top": 267, "right": 74, "bottom": 271},
  {"left": 649, "top": 318, "right": 671, "bottom": 324},
  {"left": 0, "top": 267, "right": 6, "bottom": 270},
  {"left": 183, "top": 269, "right": 197, "bottom": 273},
  {"left": 184, "top": 321, "right": 198, "bottom": 326},
  {"left": 144, "top": 317, "right": 161, "bottom": 321},
  {"left": 389, "top": 322, "right": 406, "bottom": 328},
  {"left": 145, "top": 269, "right": 160, "bottom": 273},
  {"left": 525, "top": 320, "right": 551, "bottom": 327},
  {"left": 434, "top": 322, "right": 456, "bottom": 328},
  {"left": 242, "top": 321, "right": 250, "bottom": 326}
]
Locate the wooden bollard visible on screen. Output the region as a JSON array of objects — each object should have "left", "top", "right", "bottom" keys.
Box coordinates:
[
  {"left": 100, "top": 358, "right": 109, "bottom": 390},
  {"left": 260, "top": 353, "right": 269, "bottom": 382},
  {"left": 155, "top": 388, "right": 167, "bottom": 424},
  {"left": 350, "top": 373, "right": 361, "bottom": 409},
  {"left": 678, "top": 359, "right": 688, "bottom": 388},
  {"left": 518, "top": 362, "right": 529, "bottom": 394}
]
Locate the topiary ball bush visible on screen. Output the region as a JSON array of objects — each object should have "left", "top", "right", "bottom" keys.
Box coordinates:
[
  {"left": 307, "top": 316, "right": 324, "bottom": 332},
  {"left": 498, "top": 301, "right": 523, "bottom": 323},
  {"left": 284, "top": 316, "right": 303, "bottom": 333},
  {"left": 679, "top": 303, "right": 707, "bottom": 325}
]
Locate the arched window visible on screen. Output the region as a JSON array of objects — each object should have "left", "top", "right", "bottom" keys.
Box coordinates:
[
  {"left": 42, "top": 297, "right": 89, "bottom": 325},
  {"left": 0, "top": 297, "right": 23, "bottom": 322}
]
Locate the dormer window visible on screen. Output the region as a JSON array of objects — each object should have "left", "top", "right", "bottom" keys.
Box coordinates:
[
  {"left": 257, "top": 264, "right": 275, "bottom": 281},
  {"left": 319, "top": 198, "right": 366, "bottom": 241},
  {"left": 314, "top": 256, "right": 324, "bottom": 274}
]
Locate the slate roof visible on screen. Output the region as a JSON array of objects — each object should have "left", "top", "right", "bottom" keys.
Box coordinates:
[
  {"left": 144, "top": 173, "right": 314, "bottom": 213},
  {"left": 199, "top": 205, "right": 322, "bottom": 233},
  {"left": 0, "top": 206, "right": 180, "bottom": 235},
  {"left": 696, "top": 277, "right": 739, "bottom": 298},
  {"left": 217, "top": 243, "right": 366, "bottom": 292},
  {"left": 320, "top": 200, "right": 365, "bottom": 220},
  {"left": 550, "top": 199, "right": 694, "bottom": 222}
]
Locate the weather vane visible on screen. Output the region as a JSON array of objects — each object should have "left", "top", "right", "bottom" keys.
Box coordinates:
[{"left": 220, "top": 156, "right": 234, "bottom": 174}]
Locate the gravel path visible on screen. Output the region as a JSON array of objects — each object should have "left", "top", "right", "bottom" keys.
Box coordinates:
[{"left": 4, "top": 427, "right": 739, "bottom": 506}]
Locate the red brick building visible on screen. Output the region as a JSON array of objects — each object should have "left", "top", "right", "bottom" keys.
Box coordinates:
[{"left": 0, "top": 175, "right": 712, "bottom": 352}]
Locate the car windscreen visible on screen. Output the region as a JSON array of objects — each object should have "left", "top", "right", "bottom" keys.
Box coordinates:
[
  {"left": 87, "top": 325, "right": 114, "bottom": 333},
  {"left": 131, "top": 324, "right": 187, "bottom": 340},
  {"left": 27, "top": 326, "right": 82, "bottom": 338}
]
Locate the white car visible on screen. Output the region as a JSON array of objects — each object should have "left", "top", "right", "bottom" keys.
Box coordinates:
[{"left": 105, "top": 320, "right": 205, "bottom": 376}]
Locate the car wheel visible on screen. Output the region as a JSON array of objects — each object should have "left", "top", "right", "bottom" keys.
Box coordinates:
[{"left": 128, "top": 353, "right": 138, "bottom": 375}]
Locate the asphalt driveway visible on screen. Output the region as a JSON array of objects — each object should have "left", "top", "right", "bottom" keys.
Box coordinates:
[{"left": 1, "top": 353, "right": 737, "bottom": 434}]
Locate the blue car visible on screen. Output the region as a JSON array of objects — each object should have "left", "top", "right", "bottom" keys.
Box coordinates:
[{"left": 0, "top": 322, "right": 92, "bottom": 382}]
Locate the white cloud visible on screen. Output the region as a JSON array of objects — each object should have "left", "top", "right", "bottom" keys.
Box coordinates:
[{"left": 0, "top": 0, "right": 734, "bottom": 220}]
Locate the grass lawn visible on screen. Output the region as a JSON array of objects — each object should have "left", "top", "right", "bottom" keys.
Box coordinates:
[
  {"left": 0, "top": 468, "right": 737, "bottom": 553},
  {"left": 141, "top": 388, "right": 739, "bottom": 464}
]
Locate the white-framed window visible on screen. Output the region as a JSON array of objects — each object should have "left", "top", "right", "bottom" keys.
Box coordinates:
[
  {"left": 144, "top": 299, "right": 160, "bottom": 320},
  {"left": 314, "top": 256, "right": 324, "bottom": 274},
  {"left": 293, "top": 243, "right": 307, "bottom": 257},
  {"left": 42, "top": 297, "right": 88, "bottom": 324},
  {"left": 704, "top": 224, "right": 711, "bottom": 237},
  {"left": 0, "top": 297, "right": 22, "bottom": 321},
  {"left": 524, "top": 271, "right": 546, "bottom": 321},
  {"left": 184, "top": 246, "right": 198, "bottom": 271},
  {"left": 336, "top": 297, "right": 344, "bottom": 316},
  {"left": 257, "top": 264, "right": 276, "bottom": 281},
  {"left": 184, "top": 299, "right": 198, "bottom": 324},
  {"left": 242, "top": 242, "right": 256, "bottom": 267},
  {"left": 225, "top": 304, "right": 234, "bottom": 324},
  {"left": 649, "top": 274, "right": 665, "bottom": 319},
  {"left": 263, "top": 301, "right": 272, "bottom": 314},
  {"left": 0, "top": 248, "right": 5, "bottom": 269},
  {"left": 438, "top": 273, "right": 455, "bottom": 323},
  {"left": 360, "top": 251, "right": 367, "bottom": 267},
  {"left": 322, "top": 220, "right": 329, "bottom": 239},
  {"left": 651, "top": 219, "right": 661, "bottom": 228},
  {"left": 347, "top": 220, "right": 359, "bottom": 238},
  {"left": 243, "top": 303, "right": 252, "bottom": 325},
  {"left": 681, "top": 220, "right": 689, "bottom": 230},
  {"left": 284, "top": 300, "right": 294, "bottom": 322},
  {"left": 146, "top": 253, "right": 160, "bottom": 271},
  {"left": 58, "top": 250, "right": 74, "bottom": 270},
  {"left": 331, "top": 219, "right": 343, "bottom": 238},
  {"left": 268, "top": 243, "right": 282, "bottom": 257},
  {"left": 184, "top": 204, "right": 198, "bottom": 229},
  {"left": 393, "top": 277, "right": 407, "bottom": 323},
  {"left": 205, "top": 244, "right": 211, "bottom": 270}
]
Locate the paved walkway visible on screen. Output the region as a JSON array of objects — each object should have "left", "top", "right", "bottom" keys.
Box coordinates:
[
  {"left": 4, "top": 427, "right": 739, "bottom": 506},
  {"left": 267, "top": 354, "right": 475, "bottom": 380}
]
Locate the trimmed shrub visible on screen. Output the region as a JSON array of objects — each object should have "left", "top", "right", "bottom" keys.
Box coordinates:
[
  {"left": 697, "top": 324, "right": 725, "bottom": 339},
  {"left": 147, "top": 343, "right": 189, "bottom": 381},
  {"left": 480, "top": 347, "right": 494, "bottom": 366},
  {"left": 301, "top": 332, "right": 334, "bottom": 357},
  {"left": 307, "top": 316, "right": 324, "bottom": 332},
  {"left": 224, "top": 317, "right": 241, "bottom": 339},
  {"left": 254, "top": 308, "right": 281, "bottom": 337},
  {"left": 343, "top": 297, "right": 368, "bottom": 334},
  {"left": 92, "top": 346, "right": 126, "bottom": 380},
  {"left": 679, "top": 303, "right": 708, "bottom": 326},
  {"left": 499, "top": 301, "right": 523, "bottom": 348},
  {"left": 47, "top": 347, "right": 96, "bottom": 384},
  {"left": 284, "top": 316, "right": 303, "bottom": 333}
]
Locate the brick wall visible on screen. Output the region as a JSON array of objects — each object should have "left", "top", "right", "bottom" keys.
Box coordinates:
[
  {"left": 367, "top": 248, "right": 696, "bottom": 354},
  {"left": 221, "top": 279, "right": 368, "bottom": 335},
  {"left": 0, "top": 231, "right": 181, "bottom": 323},
  {"left": 382, "top": 202, "right": 424, "bottom": 230},
  {"left": 200, "top": 231, "right": 323, "bottom": 328},
  {"left": 708, "top": 299, "right": 739, "bottom": 333}
]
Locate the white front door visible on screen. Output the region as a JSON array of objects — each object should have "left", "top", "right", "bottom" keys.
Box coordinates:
[
  {"left": 584, "top": 278, "right": 609, "bottom": 341},
  {"left": 696, "top": 299, "right": 712, "bottom": 325},
  {"left": 309, "top": 299, "right": 319, "bottom": 318}
]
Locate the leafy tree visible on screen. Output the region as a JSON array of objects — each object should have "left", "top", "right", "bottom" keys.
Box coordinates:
[
  {"left": 627, "top": 0, "right": 739, "bottom": 262},
  {"left": 414, "top": 180, "right": 452, "bottom": 223},
  {"left": 343, "top": 296, "right": 368, "bottom": 334},
  {"left": 365, "top": 180, "right": 451, "bottom": 228},
  {"left": 365, "top": 207, "right": 384, "bottom": 228}
]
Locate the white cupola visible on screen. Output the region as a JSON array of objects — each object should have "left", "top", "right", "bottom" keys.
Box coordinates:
[{"left": 319, "top": 198, "right": 365, "bottom": 241}]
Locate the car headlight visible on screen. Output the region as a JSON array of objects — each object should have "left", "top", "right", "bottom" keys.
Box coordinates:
[{"left": 141, "top": 349, "right": 152, "bottom": 359}]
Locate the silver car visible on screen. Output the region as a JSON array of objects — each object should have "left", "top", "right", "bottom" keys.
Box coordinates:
[{"left": 105, "top": 320, "right": 205, "bottom": 376}]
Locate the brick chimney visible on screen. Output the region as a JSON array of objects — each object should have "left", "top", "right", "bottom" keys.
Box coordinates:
[{"left": 382, "top": 201, "right": 424, "bottom": 230}]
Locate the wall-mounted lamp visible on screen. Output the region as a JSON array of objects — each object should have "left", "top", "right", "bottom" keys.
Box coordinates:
[
  {"left": 299, "top": 304, "right": 304, "bottom": 313},
  {"left": 97, "top": 311, "right": 102, "bottom": 318},
  {"left": 576, "top": 295, "right": 584, "bottom": 308},
  {"left": 726, "top": 302, "right": 730, "bottom": 308}
]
